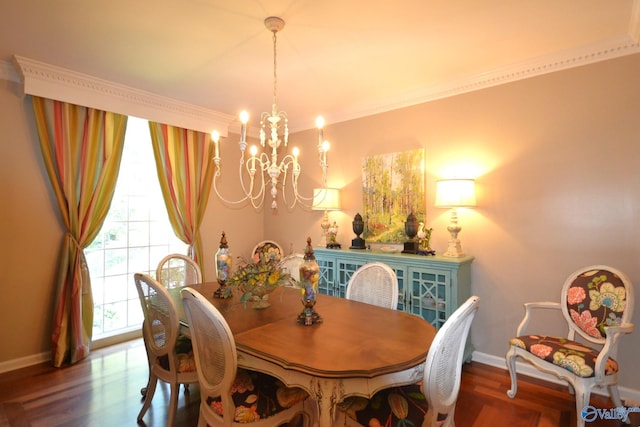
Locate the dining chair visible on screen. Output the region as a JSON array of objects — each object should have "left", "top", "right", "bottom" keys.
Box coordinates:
[
  {"left": 336, "top": 295, "right": 480, "bottom": 427},
  {"left": 156, "top": 253, "right": 203, "bottom": 288},
  {"left": 345, "top": 262, "right": 399, "bottom": 309},
  {"left": 252, "top": 240, "right": 283, "bottom": 264},
  {"left": 506, "top": 265, "right": 634, "bottom": 427},
  {"left": 133, "top": 273, "right": 199, "bottom": 426},
  {"left": 180, "top": 287, "right": 312, "bottom": 426},
  {"left": 148, "top": 254, "right": 201, "bottom": 397},
  {"left": 278, "top": 253, "right": 305, "bottom": 285}
]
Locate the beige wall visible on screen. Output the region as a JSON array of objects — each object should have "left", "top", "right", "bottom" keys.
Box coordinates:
[
  {"left": 1, "top": 54, "right": 639, "bottom": 391},
  {"left": 266, "top": 54, "right": 640, "bottom": 390}
]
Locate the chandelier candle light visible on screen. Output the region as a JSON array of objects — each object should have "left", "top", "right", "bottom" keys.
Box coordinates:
[
  {"left": 211, "top": 16, "right": 331, "bottom": 210},
  {"left": 434, "top": 178, "right": 477, "bottom": 257}
]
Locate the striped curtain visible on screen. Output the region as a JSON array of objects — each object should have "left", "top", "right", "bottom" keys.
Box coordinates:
[
  {"left": 33, "top": 97, "right": 127, "bottom": 367},
  {"left": 148, "top": 122, "right": 215, "bottom": 271}
]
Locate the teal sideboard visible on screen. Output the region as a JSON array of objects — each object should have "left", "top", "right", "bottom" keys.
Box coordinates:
[{"left": 314, "top": 247, "right": 474, "bottom": 358}]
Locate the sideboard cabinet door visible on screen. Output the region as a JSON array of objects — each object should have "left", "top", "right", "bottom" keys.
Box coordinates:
[{"left": 314, "top": 247, "right": 474, "bottom": 359}]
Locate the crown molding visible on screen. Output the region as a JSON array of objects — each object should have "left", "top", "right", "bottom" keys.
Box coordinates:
[
  {"left": 4, "top": 31, "right": 640, "bottom": 132},
  {"left": 332, "top": 34, "right": 640, "bottom": 124},
  {"left": 11, "top": 55, "right": 235, "bottom": 136}
]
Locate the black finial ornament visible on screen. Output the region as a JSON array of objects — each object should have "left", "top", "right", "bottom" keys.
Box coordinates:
[
  {"left": 350, "top": 213, "right": 366, "bottom": 249},
  {"left": 402, "top": 212, "right": 419, "bottom": 254}
]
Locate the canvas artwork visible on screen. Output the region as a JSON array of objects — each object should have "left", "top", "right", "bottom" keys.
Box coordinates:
[{"left": 361, "top": 149, "right": 426, "bottom": 244}]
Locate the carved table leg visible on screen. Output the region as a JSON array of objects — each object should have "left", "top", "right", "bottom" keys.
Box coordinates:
[{"left": 310, "top": 378, "right": 345, "bottom": 426}]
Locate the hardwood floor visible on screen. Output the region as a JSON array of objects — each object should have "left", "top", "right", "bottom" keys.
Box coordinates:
[{"left": 0, "top": 338, "right": 637, "bottom": 426}]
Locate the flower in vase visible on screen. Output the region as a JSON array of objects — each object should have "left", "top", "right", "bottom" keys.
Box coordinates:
[{"left": 224, "top": 258, "right": 291, "bottom": 306}]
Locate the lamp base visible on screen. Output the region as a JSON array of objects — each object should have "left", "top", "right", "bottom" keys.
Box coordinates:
[
  {"left": 319, "top": 211, "right": 330, "bottom": 247},
  {"left": 443, "top": 218, "right": 465, "bottom": 257},
  {"left": 442, "top": 239, "right": 465, "bottom": 257}
]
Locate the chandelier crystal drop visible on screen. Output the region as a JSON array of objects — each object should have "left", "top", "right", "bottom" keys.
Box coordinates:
[{"left": 211, "top": 16, "right": 330, "bottom": 210}]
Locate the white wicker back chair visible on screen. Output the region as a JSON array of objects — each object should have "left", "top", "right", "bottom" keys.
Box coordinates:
[
  {"left": 133, "top": 273, "right": 198, "bottom": 426},
  {"left": 156, "top": 253, "right": 202, "bottom": 288},
  {"left": 345, "top": 262, "right": 399, "bottom": 310},
  {"left": 278, "top": 253, "right": 305, "bottom": 285},
  {"left": 422, "top": 295, "right": 480, "bottom": 426},
  {"left": 180, "top": 287, "right": 311, "bottom": 426},
  {"left": 335, "top": 296, "right": 480, "bottom": 426}
]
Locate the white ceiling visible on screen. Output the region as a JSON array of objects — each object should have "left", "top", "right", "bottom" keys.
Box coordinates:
[{"left": 1, "top": 1, "right": 639, "bottom": 131}]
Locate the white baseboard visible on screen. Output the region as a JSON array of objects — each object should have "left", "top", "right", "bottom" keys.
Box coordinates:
[
  {"left": 0, "top": 330, "right": 141, "bottom": 374},
  {"left": 0, "top": 351, "right": 50, "bottom": 374},
  {"left": 471, "top": 351, "right": 640, "bottom": 405}
]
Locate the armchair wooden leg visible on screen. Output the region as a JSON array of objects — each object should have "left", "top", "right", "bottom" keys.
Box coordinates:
[
  {"left": 505, "top": 347, "right": 518, "bottom": 399},
  {"left": 608, "top": 385, "right": 629, "bottom": 423},
  {"left": 573, "top": 383, "right": 589, "bottom": 427}
]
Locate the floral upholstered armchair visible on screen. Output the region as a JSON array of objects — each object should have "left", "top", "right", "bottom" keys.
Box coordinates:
[{"left": 506, "top": 265, "right": 634, "bottom": 427}]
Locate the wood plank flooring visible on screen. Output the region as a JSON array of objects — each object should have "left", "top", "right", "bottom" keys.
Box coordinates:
[{"left": 0, "top": 338, "right": 638, "bottom": 426}]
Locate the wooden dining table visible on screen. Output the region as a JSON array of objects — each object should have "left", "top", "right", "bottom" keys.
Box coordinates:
[{"left": 172, "top": 282, "right": 436, "bottom": 426}]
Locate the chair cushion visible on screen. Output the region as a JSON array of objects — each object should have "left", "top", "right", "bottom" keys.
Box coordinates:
[
  {"left": 509, "top": 335, "right": 619, "bottom": 378},
  {"left": 337, "top": 383, "right": 448, "bottom": 427},
  {"left": 175, "top": 352, "right": 196, "bottom": 373},
  {"left": 158, "top": 335, "right": 196, "bottom": 373},
  {"left": 206, "top": 369, "right": 308, "bottom": 422}
]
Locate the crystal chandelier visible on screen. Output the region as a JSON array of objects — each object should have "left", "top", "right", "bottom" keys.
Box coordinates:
[{"left": 211, "top": 16, "right": 330, "bottom": 210}]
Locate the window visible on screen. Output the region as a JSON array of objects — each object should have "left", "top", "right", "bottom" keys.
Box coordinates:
[{"left": 85, "top": 117, "right": 187, "bottom": 340}]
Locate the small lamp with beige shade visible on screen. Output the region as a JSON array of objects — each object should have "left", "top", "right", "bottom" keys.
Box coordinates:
[{"left": 312, "top": 188, "right": 341, "bottom": 248}]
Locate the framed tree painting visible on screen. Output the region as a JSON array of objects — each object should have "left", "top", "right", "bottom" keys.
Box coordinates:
[{"left": 361, "top": 149, "right": 425, "bottom": 244}]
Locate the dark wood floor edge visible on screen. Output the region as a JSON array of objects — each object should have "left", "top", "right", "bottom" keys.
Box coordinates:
[{"left": 469, "top": 351, "right": 640, "bottom": 405}]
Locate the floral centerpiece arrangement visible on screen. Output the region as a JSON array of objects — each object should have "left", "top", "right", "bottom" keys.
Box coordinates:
[{"left": 223, "top": 256, "right": 292, "bottom": 309}]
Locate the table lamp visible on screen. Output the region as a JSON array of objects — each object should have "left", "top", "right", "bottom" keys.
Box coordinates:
[
  {"left": 312, "top": 188, "right": 341, "bottom": 247},
  {"left": 434, "top": 178, "right": 476, "bottom": 257}
]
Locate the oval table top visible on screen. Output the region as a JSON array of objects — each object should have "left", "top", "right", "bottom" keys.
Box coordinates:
[{"left": 174, "top": 282, "right": 436, "bottom": 379}]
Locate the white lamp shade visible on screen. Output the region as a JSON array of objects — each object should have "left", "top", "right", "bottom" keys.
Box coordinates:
[
  {"left": 312, "top": 188, "right": 341, "bottom": 211},
  {"left": 434, "top": 179, "right": 476, "bottom": 208}
]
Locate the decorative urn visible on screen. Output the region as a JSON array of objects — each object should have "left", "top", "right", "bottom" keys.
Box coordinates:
[
  {"left": 350, "top": 213, "right": 366, "bottom": 249},
  {"left": 402, "top": 212, "right": 419, "bottom": 254}
]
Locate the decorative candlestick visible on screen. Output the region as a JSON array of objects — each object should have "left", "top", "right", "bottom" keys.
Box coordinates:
[
  {"left": 214, "top": 231, "right": 232, "bottom": 298},
  {"left": 297, "top": 237, "right": 322, "bottom": 326}
]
